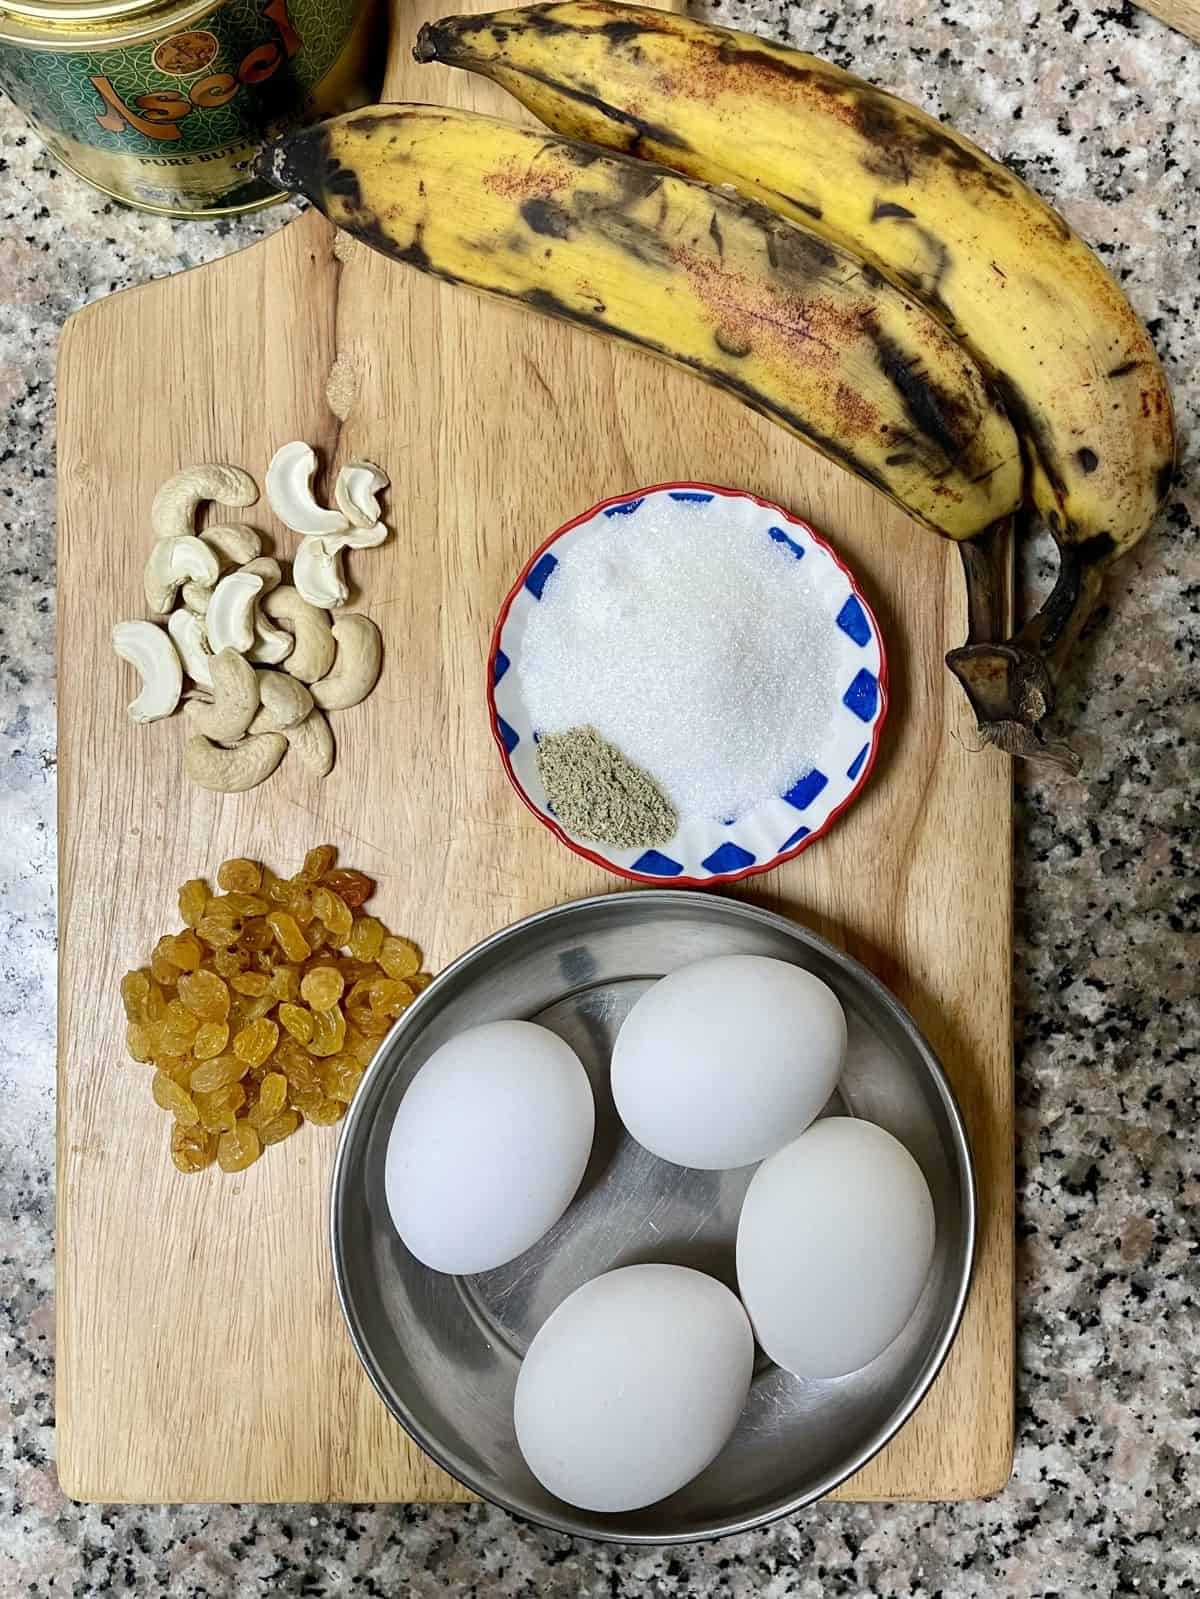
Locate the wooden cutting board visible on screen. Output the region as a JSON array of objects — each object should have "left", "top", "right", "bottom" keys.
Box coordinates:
[{"left": 56, "top": 0, "right": 1013, "bottom": 1506}]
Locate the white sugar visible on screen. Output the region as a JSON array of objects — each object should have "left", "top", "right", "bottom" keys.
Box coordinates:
[{"left": 518, "top": 498, "right": 838, "bottom": 822}]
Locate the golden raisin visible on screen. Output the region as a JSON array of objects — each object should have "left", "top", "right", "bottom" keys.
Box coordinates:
[
  {"left": 306, "top": 1097, "right": 345, "bottom": 1126},
  {"left": 321, "top": 1058, "right": 363, "bottom": 1103},
  {"left": 177, "top": 968, "right": 230, "bottom": 1022},
  {"left": 307, "top": 1005, "right": 346, "bottom": 1058},
  {"left": 150, "top": 943, "right": 179, "bottom": 986},
  {"left": 321, "top": 869, "right": 374, "bottom": 909},
  {"left": 120, "top": 969, "right": 151, "bottom": 1021},
  {"left": 213, "top": 947, "right": 247, "bottom": 978},
  {"left": 190, "top": 1054, "right": 248, "bottom": 1093},
  {"left": 178, "top": 878, "right": 210, "bottom": 928},
  {"left": 168, "top": 931, "right": 204, "bottom": 971},
  {"left": 298, "top": 845, "right": 337, "bottom": 882},
  {"left": 348, "top": 916, "right": 384, "bottom": 963},
  {"left": 370, "top": 977, "right": 412, "bottom": 1018},
  {"left": 197, "top": 916, "right": 240, "bottom": 950},
  {"left": 287, "top": 890, "right": 315, "bottom": 927},
  {"left": 223, "top": 892, "right": 269, "bottom": 918},
  {"left": 230, "top": 970, "right": 270, "bottom": 997},
  {"left": 344, "top": 1027, "right": 377, "bottom": 1068},
  {"left": 160, "top": 999, "right": 201, "bottom": 1052},
  {"left": 265, "top": 872, "right": 292, "bottom": 905},
  {"left": 232, "top": 1017, "right": 279, "bottom": 1068},
  {"left": 288, "top": 1082, "right": 325, "bottom": 1117},
  {"left": 203, "top": 894, "right": 241, "bottom": 923},
  {"left": 379, "top": 937, "right": 421, "bottom": 981},
  {"left": 278, "top": 1003, "right": 314, "bottom": 1045},
  {"left": 217, "top": 1121, "right": 262, "bottom": 1173},
  {"left": 268, "top": 963, "right": 301, "bottom": 1004},
  {"left": 312, "top": 886, "right": 354, "bottom": 943},
  {"left": 192, "top": 1021, "right": 230, "bottom": 1061},
  {"left": 152, "top": 1072, "right": 200, "bottom": 1125},
  {"left": 254, "top": 1071, "right": 288, "bottom": 1123},
  {"left": 409, "top": 972, "right": 432, "bottom": 994},
  {"left": 260, "top": 1109, "right": 301, "bottom": 1145},
  {"left": 217, "top": 857, "right": 262, "bottom": 894},
  {"left": 126, "top": 1021, "right": 155, "bottom": 1063},
  {"left": 195, "top": 1083, "right": 246, "bottom": 1132},
  {"left": 300, "top": 965, "right": 344, "bottom": 1010},
  {"left": 171, "top": 1122, "right": 216, "bottom": 1173},
  {"left": 276, "top": 1040, "right": 321, "bottom": 1093},
  {"left": 157, "top": 1055, "right": 194, "bottom": 1087},
  {"left": 267, "top": 911, "right": 310, "bottom": 961}
]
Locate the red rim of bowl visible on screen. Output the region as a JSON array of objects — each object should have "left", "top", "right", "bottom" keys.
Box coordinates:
[{"left": 486, "top": 481, "right": 890, "bottom": 889}]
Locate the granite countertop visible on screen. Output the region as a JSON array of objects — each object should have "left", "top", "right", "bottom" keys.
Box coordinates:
[{"left": 2, "top": 0, "right": 1197, "bottom": 1592}]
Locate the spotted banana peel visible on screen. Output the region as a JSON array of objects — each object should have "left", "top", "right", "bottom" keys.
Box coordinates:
[
  {"left": 416, "top": 0, "right": 1178, "bottom": 767},
  {"left": 261, "top": 107, "right": 1021, "bottom": 545}
]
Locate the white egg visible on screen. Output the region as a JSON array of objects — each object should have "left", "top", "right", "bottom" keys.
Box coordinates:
[
  {"left": 611, "top": 955, "right": 846, "bottom": 1169},
  {"left": 384, "top": 1020, "right": 594, "bottom": 1275},
  {"left": 736, "top": 1117, "right": 936, "bottom": 1379},
  {"left": 514, "top": 1264, "right": 754, "bottom": 1513}
]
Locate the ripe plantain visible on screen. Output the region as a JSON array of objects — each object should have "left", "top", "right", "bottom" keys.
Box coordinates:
[
  {"left": 416, "top": 0, "right": 1178, "bottom": 763},
  {"left": 260, "top": 106, "right": 1021, "bottom": 543}
]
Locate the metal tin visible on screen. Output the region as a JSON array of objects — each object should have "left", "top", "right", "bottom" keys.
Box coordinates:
[
  {"left": 331, "top": 891, "right": 977, "bottom": 1543},
  {"left": 0, "top": 0, "right": 379, "bottom": 215}
]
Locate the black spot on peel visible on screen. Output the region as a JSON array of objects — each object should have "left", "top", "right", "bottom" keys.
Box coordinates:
[
  {"left": 872, "top": 330, "right": 969, "bottom": 465},
  {"left": 709, "top": 212, "right": 724, "bottom": 256},
  {"left": 1107, "top": 359, "right": 1140, "bottom": 378},
  {"left": 521, "top": 197, "right": 573, "bottom": 238},
  {"left": 764, "top": 218, "right": 838, "bottom": 280},
  {"left": 601, "top": 19, "right": 643, "bottom": 44},
  {"left": 872, "top": 200, "right": 916, "bottom": 221},
  {"left": 886, "top": 452, "right": 916, "bottom": 467},
  {"left": 786, "top": 196, "right": 823, "bottom": 221},
  {"left": 990, "top": 372, "right": 1067, "bottom": 501},
  {"left": 511, "top": 64, "right": 692, "bottom": 152},
  {"left": 1155, "top": 459, "right": 1175, "bottom": 503},
  {"left": 1076, "top": 447, "right": 1099, "bottom": 474}
]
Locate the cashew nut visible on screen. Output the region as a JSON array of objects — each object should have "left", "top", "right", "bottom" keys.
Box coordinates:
[
  {"left": 262, "top": 585, "right": 336, "bottom": 682},
  {"left": 112, "top": 619, "right": 182, "bottom": 723},
  {"left": 323, "top": 521, "right": 388, "bottom": 554},
  {"left": 240, "top": 555, "right": 281, "bottom": 593},
  {"left": 249, "top": 669, "right": 313, "bottom": 730},
  {"left": 182, "top": 581, "right": 213, "bottom": 615},
  {"left": 143, "top": 535, "right": 220, "bottom": 615},
  {"left": 151, "top": 464, "right": 258, "bottom": 543},
  {"left": 311, "top": 614, "right": 383, "bottom": 711},
  {"left": 185, "top": 732, "right": 287, "bottom": 793},
  {"left": 188, "top": 647, "right": 259, "bottom": 743},
  {"left": 285, "top": 708, "right": 335, "bottom": 777},
  {"left": 205, "top": 570, "right": 263, "bottom": 654},
  {"left": 293, "top": 536, "right": 349, "bottom": 608},
  {"left": 199, "top": 523, "right": 262, "bottom": 569},
  {"left": 265, "top": 441, "right": 348, "bottom": 536},
  {"left": 167, "top": 607, "right": 213, "bottom": 690},
  {"left": 248, "top": 619, "right": 294, "bottom": 665},
  {"left": 334, "top": 460, "right": 389, "bottom": 528}
]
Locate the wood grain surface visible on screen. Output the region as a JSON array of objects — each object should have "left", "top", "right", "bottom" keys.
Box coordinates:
[
  {"left": 1131, "top": 0, "right": 1200, "bottom": 41},
  {"left": 56, "top": 0, "right": 1013, "bottom": 1506}
]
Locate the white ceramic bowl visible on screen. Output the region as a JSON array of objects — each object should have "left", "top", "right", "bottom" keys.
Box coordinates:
[{"left": 487, "top": 483, "right": 887, "bottom": 886}]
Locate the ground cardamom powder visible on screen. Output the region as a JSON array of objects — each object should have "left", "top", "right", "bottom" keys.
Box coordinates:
[{"left": 535, "top": 726, "right": 678, "bottom": 850}]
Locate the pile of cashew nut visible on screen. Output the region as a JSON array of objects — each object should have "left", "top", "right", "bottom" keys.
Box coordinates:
[{"left": 111, "top": 447, "right": 387, "bottom": 793}]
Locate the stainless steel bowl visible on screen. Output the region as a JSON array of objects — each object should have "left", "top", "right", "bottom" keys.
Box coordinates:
[{"left": 330, "top": 892, "right": 976, "bottom": 1543}]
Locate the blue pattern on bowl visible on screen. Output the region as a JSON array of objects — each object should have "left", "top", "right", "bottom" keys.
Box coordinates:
[{"left": 489, "top": 485, "right": 887, "bottom": 885}]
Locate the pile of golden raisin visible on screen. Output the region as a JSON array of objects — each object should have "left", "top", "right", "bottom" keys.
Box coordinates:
[{"left": 119, "top": 846, "right": 429, "bottom": 1175}]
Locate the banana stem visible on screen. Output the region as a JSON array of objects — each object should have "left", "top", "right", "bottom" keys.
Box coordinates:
[{"left": 946, "top": 519, "right": 1083, "bottom": 774}]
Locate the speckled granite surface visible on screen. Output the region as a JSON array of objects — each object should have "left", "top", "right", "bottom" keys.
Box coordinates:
[{"left": 2, "top": 0, "right": 1198, "bottom": 1592}]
